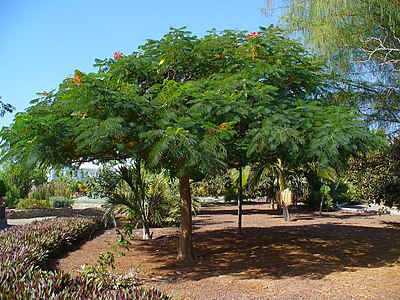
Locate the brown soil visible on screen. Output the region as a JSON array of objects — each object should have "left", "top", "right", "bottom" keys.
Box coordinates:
[{"left": 54, "top": 202, "right": 400, "bottom": 300}]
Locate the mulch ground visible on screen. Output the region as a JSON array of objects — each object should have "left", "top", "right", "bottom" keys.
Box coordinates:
[{"left": 53, "top": 202, "right": 400, "bottom": 300}]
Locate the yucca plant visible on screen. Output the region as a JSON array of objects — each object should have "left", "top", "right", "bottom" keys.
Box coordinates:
[{"left": 104, "top": 161, "right": 177, "bottom": 240}]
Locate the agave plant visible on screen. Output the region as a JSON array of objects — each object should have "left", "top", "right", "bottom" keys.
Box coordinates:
[{"left": 104, "top": 161, "right": 177, "bottom": 240}]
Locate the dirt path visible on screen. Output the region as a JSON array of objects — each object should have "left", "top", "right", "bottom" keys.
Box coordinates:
[{"left": 54, "top": 202, "right": 400, "bottom": 300}]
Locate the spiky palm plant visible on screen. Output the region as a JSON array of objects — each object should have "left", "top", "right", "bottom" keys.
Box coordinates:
[{"left": 104, "top": 161, "right": 176, "bottom": 240}]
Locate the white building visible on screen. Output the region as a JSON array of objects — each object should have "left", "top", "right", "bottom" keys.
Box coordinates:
[{"left": 47, "top": 162, "right": 100, "bottom": 181}]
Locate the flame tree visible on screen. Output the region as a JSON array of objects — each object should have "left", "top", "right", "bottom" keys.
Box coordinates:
[{"left": 1, "top": 26, "right": 377, "bottom": 261}]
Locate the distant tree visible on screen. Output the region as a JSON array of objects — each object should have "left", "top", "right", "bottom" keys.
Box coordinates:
[
  {"left": 277, "top": 0, "right": 400, "bottom": 133},
  {"left": 0, "top": 162, "right": 48, "bottom": 207},
  {"left": 347, "top": 137, "right": 400, "bottom": 208}
]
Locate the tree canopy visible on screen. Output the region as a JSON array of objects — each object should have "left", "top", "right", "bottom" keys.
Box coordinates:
[
  {"left": 1, "top": 26, "right": 378, "bottom": 260},
  {"left": 0, "top": 97, "right": 15, "bottom": 118},
  {"left": 278, "top": 0, "right": 400, "bottom": 133}
]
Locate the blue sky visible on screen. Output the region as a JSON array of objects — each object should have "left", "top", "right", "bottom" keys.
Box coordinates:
[{"left": 0, "top": 0, "right": 283, "bottom": 128}]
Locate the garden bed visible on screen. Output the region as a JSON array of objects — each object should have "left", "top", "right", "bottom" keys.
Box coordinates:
[
  {"left": 55, "top": 202, "right": 400, "bottom": 300},
  {"left": 0, "top": 216, "right": 171, "bottom": 299},
  {"left": 6, "top": 207, "right": 104, "bottom": 219}
]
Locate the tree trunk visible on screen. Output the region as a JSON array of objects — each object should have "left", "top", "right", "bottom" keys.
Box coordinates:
[
  {"left": 276, "top": 176, "right": 282, "bottom": 209},
  {"left": 177, "top": 173, "right": 194, "bottom": 261},
  {"left": 142, "top": 201, "right": 152, "bottom": 240},
  {"left": 277, "top": 161, "right": 290, "bottom": 222},
  {"left": 237, "top": 167, "right": 243, "bottom": 233},
  {"left": 282, "top": 205, "right": 290, "bottom": 222},
  {"left": 319, "top": 195, "right": 324, "bottom": 216},
  {"left": 142, "top": 221, "right": 152, "bottom": 240},
  {"left": 270, "top": 175, "right": 275, "bottom": 209}
]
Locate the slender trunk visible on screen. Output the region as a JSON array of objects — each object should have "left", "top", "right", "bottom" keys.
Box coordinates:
[
  {"left": 142, "top": 221, "right": 152, "bottom": 240},
  {"left": 237, "top": 167, "right": 243, "bottom": 233},
  {"left": 270, "top": 175, "right": 275, "bottom": 209},
  {"left": 177, "top": 172, "right": 194, "bottom": 261},
  {"left": 276, "top": 176, "right": 282, "bottom": 209},
  {"left": 282, "top": 205, "right": 290, "bottom": 222},
  {"left": 142, "top": 200, "right": 152, "bottom": 240},
  {"left": 319, "top": 195, "right": 324, "bottom": 216},
  {"left": 278, "top": 161, "right": 290, "bottom": 222}
]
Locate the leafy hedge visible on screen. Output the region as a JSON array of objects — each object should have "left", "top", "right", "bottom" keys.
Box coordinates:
[{"left": 0, "top": 217, "right": 171, "bottom": 299}]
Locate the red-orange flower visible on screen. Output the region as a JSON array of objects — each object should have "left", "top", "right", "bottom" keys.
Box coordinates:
[
  {"left": 74, "top": 74, "right": 81, "bottom": 84},
  {"left": 43, "top": 91, "right": 48, "bottom": 96},
  {"left": 114, "top": 51, "right": 124, "bottom": 59},
  {"left": 247, "top": 31, "right": 262, "bottom": 39},
  {"left": 208, "top": 128, "right": 215, "bottom": 136}
]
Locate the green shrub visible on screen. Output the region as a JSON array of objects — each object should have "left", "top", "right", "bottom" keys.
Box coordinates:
[
  {"left": 0, "top": 180, "right": 6, "bottom": 198},
  {"left": 29, "top": 181, "right": 72, "bottom": 201},
  {"left": 4, "top": 185, "right": 20, "bottom": 208},
  {"left": 50, "top": 196, "right": 74, "bottom": 208},
  {"left": 333, "top": 193, "right": 353, "bottom": 204},
  {"left": 16, "top": 198, "right": 51, "bottom": 209},
  {"left": 304, "top": 190, "right": 333, "bottom": 211},
  {"left": 223, "top": 188, "right": 237, "bottom": 202}
]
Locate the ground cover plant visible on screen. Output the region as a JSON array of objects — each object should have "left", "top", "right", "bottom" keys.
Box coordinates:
[{"left": 0, "top": 217, "right": 171, "bottom": 299}]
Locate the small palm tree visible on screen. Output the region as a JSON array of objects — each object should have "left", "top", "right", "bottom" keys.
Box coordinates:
[{"left": 104, "top": 161, "right": 176, "bottom": 240}]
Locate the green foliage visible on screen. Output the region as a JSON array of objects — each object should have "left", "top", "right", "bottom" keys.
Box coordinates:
[
  {"left": 0, "top": 26, "right": 379, "bottom": 256},
  {"left": 3, "top": 184, "right": 19, "bottom": 208},
  {"left": 280, "top": 0, "right": 400, "bottom": 132},
  {"left": 346, "top": 137, "right": 400, "bottom": 207},
  {"left": 0, "top": 180, "right": 6, "bottom": 198},
  {"left": 304, "top": 190, "right": 334, "bottom": 211},
  {"left": 55, "top": 169, "right": 92, "bottom": 197},
  {"left": 29, "top": 180, "right": 72, "bottom": 201},
  {"left": 0, "top": 162, "right": 48, "bottom": 207},
  {"left": 329, "top": 180, "right": 353, "bottom": 204},
  {"left": 49, "top": 196, "right": 74, "bottom": 208},
  {"left": 103, "top": 162, "right": 180, "bottom": 237},
  {"left": 88, "top": 165, "right": 119, "bottom": 198},
  {"left": 192, "top": 173, "right": 231, "bottom": 197},
  {"left": 223, "top": 188, "right": 237, "bottom": 203},
  {"left": 15, "top": 198, "right": 51, "bottom": 209},
  {"left": 0, "top": 96, "right": 14, "bottom": 117}
]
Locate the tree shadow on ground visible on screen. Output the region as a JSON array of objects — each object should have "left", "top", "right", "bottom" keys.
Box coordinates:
[
  {"left": 131, "top": 222, "right": 400, "bottom": 282},
  {"left": 192, "top": 217, "right": 235, "bottom": 229},
  {"left": 199, "top": 204, "right": 376, "bottom": 221}
]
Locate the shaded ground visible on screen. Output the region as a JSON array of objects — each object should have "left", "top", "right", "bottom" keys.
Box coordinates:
[{"left": 54, "top": 202, "right": 400, "bottom": 300}]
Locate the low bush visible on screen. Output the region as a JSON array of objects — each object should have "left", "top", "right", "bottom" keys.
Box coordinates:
[
  {"left": 224, "top": 188, "right": 237, "bottom": 202},
  {"left": 50, "top": 196, "right": 74, "bottom": 208},
  {"left": 304, "top": 190, "right": 334, "bottom": 211},
  {"left": 0, "top": 217, "right": 171, "bottom": 299},
  {"left": 15, "top": 198, "right": 51, "bottom": 209},
  {"left": 29, "top": 180, "right": 71, "bottom": 201}
]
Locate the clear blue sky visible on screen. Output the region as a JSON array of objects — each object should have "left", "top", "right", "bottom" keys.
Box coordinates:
[{"left": 0, "top": 0, "right": 283, "bottom": 128}]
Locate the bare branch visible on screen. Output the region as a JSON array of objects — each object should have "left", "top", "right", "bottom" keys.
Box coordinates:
[{"left": 359, "top": 29, "right": 400, "bottom": 71}]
